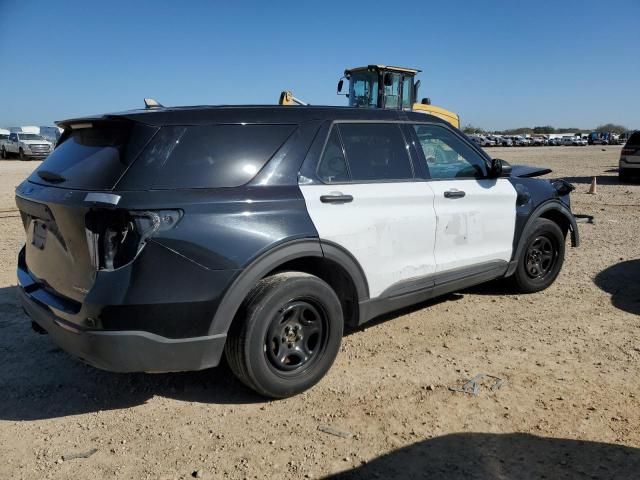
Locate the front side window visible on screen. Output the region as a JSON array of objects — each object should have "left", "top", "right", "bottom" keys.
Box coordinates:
[
  {"left": 338, "top": 123, "right": 413, "bottom": 182},
  {"left": 413, "top": 124, "right": 488, "bottom": 179}
]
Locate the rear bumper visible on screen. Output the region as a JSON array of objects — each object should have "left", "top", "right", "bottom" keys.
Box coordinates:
[
  {"left": 620, "top": 158, "right": 640, "bottom": 170},
  {"left": 19, "top": 286, "right": 226, "bottom": 373}
]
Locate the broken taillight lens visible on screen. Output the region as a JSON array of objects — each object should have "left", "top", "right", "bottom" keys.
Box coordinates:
[
  {"left": 621, "top": 148, "right": 636, "bottom": 156},
  {"left": 86, "top": 209, "right": 182, "bottom": 271}
]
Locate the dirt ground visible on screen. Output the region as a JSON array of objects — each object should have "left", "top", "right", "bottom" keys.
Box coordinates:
[{"left": 1, "top": 146, "right": 639, "bottom": 479}]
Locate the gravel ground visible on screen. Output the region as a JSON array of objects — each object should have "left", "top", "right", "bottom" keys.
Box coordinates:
[{"left": 0, "top": 146, "right": 639, "bottom": 479}]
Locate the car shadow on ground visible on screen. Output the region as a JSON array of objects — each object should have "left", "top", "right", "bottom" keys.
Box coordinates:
[
  {"left": 594, "top": 259, "right": 640, "bottom": 315},
  {"left": 326, "top": 432, "right": 640, "bottom": 479},
  {"left": 0, "top": 286, "right": 265, "bottom": 421}
]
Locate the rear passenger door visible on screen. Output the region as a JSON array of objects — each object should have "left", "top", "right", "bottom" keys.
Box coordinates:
[
  {"left": 299, "top": 122, "right": 437, "bottom": 299},
  {"left": 410, "top": 123, "right": 517, "bottom": 273}
]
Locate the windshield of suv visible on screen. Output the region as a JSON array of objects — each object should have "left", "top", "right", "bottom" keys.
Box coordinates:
[{"left": 18, "top": 134, "right": 45, "bottom": 141}]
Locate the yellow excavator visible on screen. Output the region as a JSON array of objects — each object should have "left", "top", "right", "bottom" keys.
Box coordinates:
[{"left": 279, "top": 64, "right": 460, "bottom": 128}]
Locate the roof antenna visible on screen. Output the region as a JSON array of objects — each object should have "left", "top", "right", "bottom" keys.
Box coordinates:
[{"left": 144, "top": 98, "right": 164, "bottom": 109}]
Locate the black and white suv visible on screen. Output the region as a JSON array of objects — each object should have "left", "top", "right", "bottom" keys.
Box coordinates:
[
  {"left": 16, "top": 106, "right": 579, "bottom": 398},
  {"left": 620, "top": 131, "right": 640, "bottom": 181}
]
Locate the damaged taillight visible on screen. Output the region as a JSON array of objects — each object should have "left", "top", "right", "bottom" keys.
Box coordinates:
[{"left": 86, "top": 209, "right": 182, "bottom": 271}]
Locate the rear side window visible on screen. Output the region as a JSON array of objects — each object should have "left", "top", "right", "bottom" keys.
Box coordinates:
[
  {"left": 131, "top": 124, "right": 296, "bottom": 189},
  {"left": 317, "top": 128, "right": 349, "bottom": 183},
  {"left": 337, "top": 123, "right": 413, "bottom": 181},
  {"left": 28, "top": 122, "right": 156, "bottom": 190},
  {"left": 627, "top": 131, "right": 640, "bottom": 146}
]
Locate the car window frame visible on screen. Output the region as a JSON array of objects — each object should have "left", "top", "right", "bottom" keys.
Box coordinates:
[
  {"left": 314, "top": 120, "right": 418, "bottom": 185},
  {"left": 405, "top": 121, "right": 493, "bottom": 181}
]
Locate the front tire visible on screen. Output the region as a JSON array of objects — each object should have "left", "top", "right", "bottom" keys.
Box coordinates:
[
  {"left": 225, "top": 272, "right": 343, "bottom": 398},
  {"left": 513, "top": 218, "right": 565, "bottom": 293},
  {"left": 0, "top": 147, "right": 6, "bottom": 159},
  {"left": 19, "top": 148, "right": 26, "bottom": 161}
]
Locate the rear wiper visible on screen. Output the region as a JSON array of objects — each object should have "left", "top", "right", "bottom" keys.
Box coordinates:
[{"left": 37, "top": 170, "right": 66, "bottom": 184}]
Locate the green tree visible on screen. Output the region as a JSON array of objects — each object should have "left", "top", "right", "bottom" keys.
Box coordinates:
[
  {"left": 533, "top": 126, "right": 555, "bottom": 134},
  {"left": 595, "top": 123, "right": 628, "bottom": 134},
  {"left": 462, "top": 124, "right": 486, "bottom": 134}
]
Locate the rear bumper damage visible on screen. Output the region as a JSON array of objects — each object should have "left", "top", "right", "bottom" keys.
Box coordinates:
[{"left": 19, "top": 286, "right": 226, "bottom": 373}]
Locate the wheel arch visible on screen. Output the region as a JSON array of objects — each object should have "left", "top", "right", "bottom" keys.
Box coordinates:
[
  {"left": 208, "top": 239, "right": 369, "bottom": 336},
  {"left": 507, "top": 200, "right": 579, "bottom": 277}
]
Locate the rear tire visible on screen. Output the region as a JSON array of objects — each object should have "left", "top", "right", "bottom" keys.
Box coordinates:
[
  {"left": 619, "top": 169, "right": 631, "bottom": 182},
  {"left": 512, "top": 218, "right": 565, "bottom": 293},
  {"left": 0, "top": 147, "right": 6, "bottom": 159},
  {"left": 225, "top": 272, "right": 343, "bottom": 398}
]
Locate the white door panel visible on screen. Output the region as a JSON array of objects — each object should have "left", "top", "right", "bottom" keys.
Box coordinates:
[
  {"left": 429, "top": 178, "right": 516, "bottom": 272},
  {"left": 300, "top": 182, "right": 437, "bottom": 298}
]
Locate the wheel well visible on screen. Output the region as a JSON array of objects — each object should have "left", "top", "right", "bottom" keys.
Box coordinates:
[
  {"left": 265, "top": 257, "right": 360, "bottom": 328},
  {"left": 539, "top": 209, "right": 570, "bottom": 238}
]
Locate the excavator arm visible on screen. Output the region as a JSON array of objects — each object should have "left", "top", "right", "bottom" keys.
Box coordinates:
[{"left": 278, "top": 91, "right": 308, "bottom": 106}]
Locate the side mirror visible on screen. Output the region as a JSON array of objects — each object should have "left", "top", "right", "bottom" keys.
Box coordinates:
[
  {"left": 337, "top": 79, "right": 343, "bottom": 93},
  {"left": 421, "top": 97, "right": 431, "bottom": 105},
  {"left": 413, "top": 79, "right": 421, "bottom": 101},
  {"left": 383, "top": 72, "right": 393, "bottom": 87},
  {"left": 491, "top": 158, "right": 512, "bottom": 178}
]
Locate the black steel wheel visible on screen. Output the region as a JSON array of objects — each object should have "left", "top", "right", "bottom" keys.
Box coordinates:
[
  {"left": 513, "top": 218, "right": 565, "bottom": 293},
  {"left": 524, "top": 235, "right": 558, "bottom": 281},
  {"left": 265, "top": 299, "right": 328, "bottom": 375},
  {"left": 226, "top": 272, "right": 343, "bottom": 398}
]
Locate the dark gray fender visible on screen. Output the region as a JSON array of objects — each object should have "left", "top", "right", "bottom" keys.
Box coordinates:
[
  {"left": 506, "top": 200, "right": 579, "bottom": 277},
  {"left": 208, "top": 238, "right": 369, "bottom": 336}
]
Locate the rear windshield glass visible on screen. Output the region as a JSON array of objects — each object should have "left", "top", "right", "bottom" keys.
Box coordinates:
[
  {"left": 121, "top": 124, "right": 296, "bottom": 190},
  {"left": 28, "top": 122, "right": 156, "bottom": 190},
  {"left": 627, "top": 132, "right": 640, "bottom": 146}
]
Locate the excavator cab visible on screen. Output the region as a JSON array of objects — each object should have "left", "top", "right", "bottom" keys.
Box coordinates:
[
  {"left": 337, "top": 65, "right": 459, "bottom": 128},
  {"left": 338, "top": 65, "right": 421, "bottom": 110}
]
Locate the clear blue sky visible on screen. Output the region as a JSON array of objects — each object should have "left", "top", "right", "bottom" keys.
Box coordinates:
[{"left": 0, "top": 0, "right": 638, "bottom": 131}]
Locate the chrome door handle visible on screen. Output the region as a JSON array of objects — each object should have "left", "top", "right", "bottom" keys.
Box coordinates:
[
  {"left": 444, "top": 190, "right": 466, "bottom": 199},
  {"left": 320, "top": 193, "right": 354, "bottom": 204}
]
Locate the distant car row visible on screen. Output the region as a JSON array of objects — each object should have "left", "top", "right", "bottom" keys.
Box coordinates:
[{"left": 468, "top": 132, "right": 626, "bottom": 148}]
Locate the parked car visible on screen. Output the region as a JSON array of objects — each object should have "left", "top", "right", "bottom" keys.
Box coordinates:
[
  {"left": 532, "top": 136, "right": 546, "bottom": 146},
  {"left": 620, "top": 131, "right": 640, "bottom": 181},
  {"left": 0, "top": 128, "right": 9, "bottom": 153},
  {"left": 1, "top": 131, "right": 53, "bottom": 160},
  {"left": 500, "top": 136, "right": 513, "bottom": 147},
  {"left": 574, "top": 137, "right": 587, "bottom": 146},
  {"left": 16, "top": 105, "right": 579, "bottom": 398}
]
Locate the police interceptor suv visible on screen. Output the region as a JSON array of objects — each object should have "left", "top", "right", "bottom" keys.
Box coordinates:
[{"left": 16, "top": 105, "right": 579, "bottom": 398}]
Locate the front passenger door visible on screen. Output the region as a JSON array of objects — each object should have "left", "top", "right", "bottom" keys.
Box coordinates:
[{"left": 411, "top": 124, "right": 517, "bottom": 274}]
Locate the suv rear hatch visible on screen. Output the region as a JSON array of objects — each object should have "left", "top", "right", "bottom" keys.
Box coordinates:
[
  {"left": 17, "top": 120, "right": 157, "bottom": 304},
  {"left": 622, "top": 132, "right": 640, "bottom": 163}
]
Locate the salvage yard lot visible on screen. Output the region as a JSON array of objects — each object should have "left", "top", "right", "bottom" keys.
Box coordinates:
[{"left": 0, "top": 146, "right": 639, "bottom": 479}]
